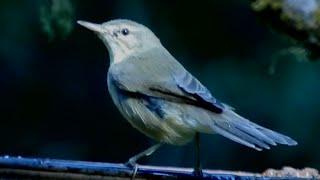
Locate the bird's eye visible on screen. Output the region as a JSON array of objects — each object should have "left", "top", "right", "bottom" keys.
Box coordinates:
[{"left": 121, "top": 28, "right": 129, "bottom": 36}]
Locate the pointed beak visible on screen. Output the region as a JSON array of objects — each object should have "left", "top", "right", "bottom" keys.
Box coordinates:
[{"left": 77, "top": 20, "right": 104, "bottom": 33}]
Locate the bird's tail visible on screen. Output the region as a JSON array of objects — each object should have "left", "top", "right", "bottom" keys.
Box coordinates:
[{"left": 209, "top": 110, "right": 297, "bottom": 151}]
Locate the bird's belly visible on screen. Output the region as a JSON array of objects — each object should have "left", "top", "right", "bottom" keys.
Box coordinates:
[
  {"left": 123, "top": 98, "right": 196, "bottom": 145},
  {"left": 108, "top": 89, "right": 195, "bottom": 145}
]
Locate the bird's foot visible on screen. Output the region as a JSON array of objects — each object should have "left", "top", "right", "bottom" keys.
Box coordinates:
[
  {"left": 125, "top": 158, "right": 136, "bottom": 168},
  {"left": 193, "top": 168, "right": 203, "bottom": 177},
  {"left": 125, "top": 159, "right": 139, "bottom": 179}
]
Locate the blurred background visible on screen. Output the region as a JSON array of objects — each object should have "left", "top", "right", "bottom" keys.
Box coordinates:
[{"left": 0, "top": 0, "right": 319, "bottom": 172}]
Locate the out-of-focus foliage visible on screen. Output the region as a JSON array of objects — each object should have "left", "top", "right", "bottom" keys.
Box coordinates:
[
  {"left": 269, "top": 47, "right": 309, "bottom": 74},
  {"left": 252, "top": 0, "right": 283, "bottom": 11},
  {"left": 40, "top": 0, "right": 74, "bottom": 41},
  {"left": 253, "top": 0, "right": 320, "bottom": 30},
  {"left": 252, "top": 0, "right": 320, "bottom": 60},
  {"left": 0, "top": 0, "right": 319, "bottom": 173}
]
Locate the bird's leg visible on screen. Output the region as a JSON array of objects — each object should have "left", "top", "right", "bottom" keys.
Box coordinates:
[
  {"left": 193, "top": 132, "right": 203, "bottom": 177},
  {"left": 125, "top": 143, "right": 162, "bottom": 167}
]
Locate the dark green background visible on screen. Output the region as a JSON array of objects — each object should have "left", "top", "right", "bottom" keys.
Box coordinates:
[{"left": 0, "top": 0, "right": 319, "bottom": 172}]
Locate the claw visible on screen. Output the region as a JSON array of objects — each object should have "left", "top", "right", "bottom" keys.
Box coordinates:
[
  {"left": 125, "top": 158, "right": 136, "bottom": 168},
  {"left": 125, "top": 160, "right": 138, "bottom": 180},
  {"left": 131, "top": 164, "right": 138, "bottom": 180},
  {"left": 193, "top": 168, "right": 203, "bottom": 177}
]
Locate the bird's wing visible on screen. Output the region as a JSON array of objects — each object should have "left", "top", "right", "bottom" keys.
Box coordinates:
[
  {"left": 173, "top": 69, "right": 224, "bottom": 113},
  {"left": 109, "top": 48, "right": 225, "bottom": 113}
]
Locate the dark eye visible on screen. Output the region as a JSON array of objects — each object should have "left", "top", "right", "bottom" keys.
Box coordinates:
[{"left": 121, "top": 28, "right": 129, "bottom": 36}]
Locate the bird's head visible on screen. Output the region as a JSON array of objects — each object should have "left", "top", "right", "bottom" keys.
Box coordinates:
[{"left": 77, "top": 19, "right": 161, "bottom": 64}]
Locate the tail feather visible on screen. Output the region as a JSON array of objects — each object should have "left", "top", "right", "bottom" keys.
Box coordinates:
[
  {"left": 231, "top": 118, "right": 277, "bottom": 146},
  {"left": 257, "top": 126, "right": 298, "bottom": 146},
  {"left": 215, "top": 121, "right": 271, "bottom": 150},
  {"left": 211, "top": 125, "right": 262, "bottom": 150},
  {"left": 209, "top": 110, "right": 297, "bottom": 150}
]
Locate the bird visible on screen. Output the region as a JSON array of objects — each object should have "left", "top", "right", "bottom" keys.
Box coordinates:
[{"left": 77, "top": 19, "right": 297, "bottom": 176}]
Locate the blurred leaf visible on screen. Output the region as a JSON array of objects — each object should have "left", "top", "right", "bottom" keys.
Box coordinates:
[
  {"left": 269, "top": 47, "right": 309, "bottom": 74},
  {"left": 252, "top": 0, "right": 320, "bottom": 60},
  {"left": 40, "top": 0, "right": 75, "bottom": 41},
  {"left": 252, "top": 0, "right": 283, "bottom": 12}
]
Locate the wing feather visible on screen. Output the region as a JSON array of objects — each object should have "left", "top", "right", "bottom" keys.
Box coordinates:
[
  {"left": 174, "top": 70, "right": 224, "bottom": 113},
  {"left": 108, "top": 47, "right": 224, "bottom": 114}
]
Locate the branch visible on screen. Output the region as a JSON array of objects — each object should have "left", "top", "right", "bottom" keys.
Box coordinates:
[{"left": 0, "top": 156, "right": 317, "bottom": 179}]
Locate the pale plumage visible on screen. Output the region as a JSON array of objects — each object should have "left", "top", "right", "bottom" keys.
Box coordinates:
[
  {"left": 107, "top": 46, "right": 297, "bottom": 150},
  {"left": 78, "top": 19, "right": 297, "bottom": 174}
]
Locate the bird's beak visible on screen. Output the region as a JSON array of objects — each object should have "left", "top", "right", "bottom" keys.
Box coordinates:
[{"left": 77, "top": 20, "right": 104, "bottom": 33}]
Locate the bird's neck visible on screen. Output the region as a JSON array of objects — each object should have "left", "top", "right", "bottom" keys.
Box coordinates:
[
  {"left": 109, "top": 49, "right": 132, "bottom": 64},
  {"left": 108, "top": 45, "right": 138, "bottom": 64},
  {"left": 109, "top": 42, "right": 164, "bottom": 65},
  {"left": 109, "top": 46, "right": 154, "bottom": 65}
]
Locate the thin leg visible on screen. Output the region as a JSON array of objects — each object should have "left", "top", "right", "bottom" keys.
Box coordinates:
[
  {"left": 193, "top": 132, "right": 203, "bottom": 176},
  {"left": 126, "top": 143, "right": 162, "bottom": 167}
]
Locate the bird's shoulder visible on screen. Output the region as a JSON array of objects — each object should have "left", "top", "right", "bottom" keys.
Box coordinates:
[
  {"left": 108, "top": 47, "right": 226, "bottom": 113},
  {"left": 109, "top": 47, "right": 180, "bottom": 80}
]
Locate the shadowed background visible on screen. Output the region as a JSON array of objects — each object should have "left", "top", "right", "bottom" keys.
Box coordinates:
[{"left": 0, "top": 0, "right": 319, "bottom": 172}]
